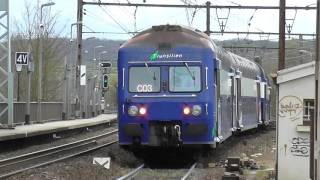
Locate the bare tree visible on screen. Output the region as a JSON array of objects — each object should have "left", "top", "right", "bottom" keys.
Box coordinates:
[{"left": 12, "top": 0, "right": 67, "bottom": 102}]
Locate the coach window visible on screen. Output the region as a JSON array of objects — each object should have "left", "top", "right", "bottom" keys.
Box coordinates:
[
  {"left": 129, "top": 67, "right": 160, "bottom": 93},
  {"left": 169, "top": 66, "right": 201, "bottom": 92},
  {"left": 303, "top": 99, "right": 314, "bottom": 126},
  {"left": 220, "top": 70, "right": 231, "bottom": 96}
]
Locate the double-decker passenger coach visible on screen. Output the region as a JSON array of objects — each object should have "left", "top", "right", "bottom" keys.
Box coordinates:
[{"left": 117, "top": 25, "right": 270, "bottom": 148}]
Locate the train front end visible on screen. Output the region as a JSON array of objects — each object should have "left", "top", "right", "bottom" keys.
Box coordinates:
[{"left": 117, "top": 25, "right": 216, "bottom": 147}]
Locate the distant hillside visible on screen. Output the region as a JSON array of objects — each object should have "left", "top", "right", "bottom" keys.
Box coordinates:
[
  {"left": 85, "top": 38, "right": 315, "bottom": 73},
  {"left": 82, "top": 39, "right": 124, "bottom": 63}
]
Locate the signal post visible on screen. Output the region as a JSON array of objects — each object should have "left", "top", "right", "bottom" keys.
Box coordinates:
[{"left": 100, "top": 62, "right": 112, "bottom": 114}]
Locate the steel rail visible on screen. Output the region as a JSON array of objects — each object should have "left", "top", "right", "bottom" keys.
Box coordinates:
[
  {"left": 116, "top": 162, "right": 196, "bottom": 180},
  {"left": 181, "top": 163, "right": 197, "bottom": 180},
  {"left": 0, "top": 129, "right": 118, "bottom": 166},
  {"left": 116, "top": 164, "right": 145, "bottom": 180},
  {"left": 0, "top": 139, "right": 118, "bottom": 179},
  {"left": 0, "top": 140, "right": 96, "bottom": 169},
  {"left": 0, "top": 129, "right": 118, "bottom": 179}
]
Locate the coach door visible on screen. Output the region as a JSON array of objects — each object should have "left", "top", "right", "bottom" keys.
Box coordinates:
[
  {"left": 256, "top": 77, "right": 262, "bottom": 124},
  {"left": 235, "top": 71, "right": 243, "bottom": 129},
  {"left": 215, "top": 60, "right": 222, "bottom": 140},
  {"left": 260, "top": 81, "right": 266, "bottom": 124},
  {"left": 229, "top": 69, "right": 237, "bottom": 131}
]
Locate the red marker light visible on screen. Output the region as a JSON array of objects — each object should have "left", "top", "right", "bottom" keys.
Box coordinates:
[
  {"left": 139, "top": 107, "right": 147, "bottom": 115},
  {"left": 183, "top": 107, "right": 191, "bottom": 115}
]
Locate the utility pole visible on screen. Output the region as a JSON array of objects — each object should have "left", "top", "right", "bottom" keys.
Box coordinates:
[
  {"left": 25, "top": 36, "right": 32, "bottom": 125},
  {"left": 70, "top": 23, "right": 78, "bottom": 119},
  {"left": 62, "top": 56, "right": 69, "bottom": 120},
  {"left": 76, "top": 0, "right": 84, "bottom": 118},
  {"left": 279, "top": 0, "right": 286, "bottom": 70},
  {"left": 205, "top": 1, "right": 210, "bottom": 36},
  {"left": 276, "top": 1, "right": 285, "bottom": 179},
  {"left": 17, "top": 73, "right": 20, "bottom": 101},
  {"left": 313, "top": 0, "right": 320, "bottom": 179},
  {"left": 38, "top": 2, "right": 55, "bottom": 123},
  {"left": 38, "top": 5, "right": 44, "bottom": 123}
]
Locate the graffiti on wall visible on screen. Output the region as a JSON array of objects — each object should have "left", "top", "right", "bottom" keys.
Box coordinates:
[
  {"left": 290, "top": 137, "right": 310, "bottom": 157},
  {"left": 279, "top": 95, "right": 303, "bottom": 121}
]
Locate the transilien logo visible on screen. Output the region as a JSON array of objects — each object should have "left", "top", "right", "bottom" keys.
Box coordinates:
[{"left": 149, "top": 51, "right": 159, "bottom": 61}]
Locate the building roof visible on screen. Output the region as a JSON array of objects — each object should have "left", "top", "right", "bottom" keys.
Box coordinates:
[{"left": 277, "top": 61, "right": 315, "bottom": 84}]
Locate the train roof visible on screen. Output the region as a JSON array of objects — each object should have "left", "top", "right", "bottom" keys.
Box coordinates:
[
  {"left": 120, "top": 25, "right": 215, "bottom": 49},
  {"left": 120, "top": 24, "right": 266, "bottom": 80}
]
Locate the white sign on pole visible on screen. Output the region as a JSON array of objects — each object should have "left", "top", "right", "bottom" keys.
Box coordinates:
[
  {"left": 80, "top": 65, "right": 86, "bottom": 86},
  {"left": 93, "top": 157, "right": 111, "bottom": 169},
  {"left": 15, "top": 52, "right": 29, "bottom": 65},
  {"left": 16, "top": 65, "right": 22, "bottom": 72}
]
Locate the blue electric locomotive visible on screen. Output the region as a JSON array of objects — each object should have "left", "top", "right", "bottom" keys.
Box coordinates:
[{"left": 117, "top": 25, "right": 270, "bottom": 147}]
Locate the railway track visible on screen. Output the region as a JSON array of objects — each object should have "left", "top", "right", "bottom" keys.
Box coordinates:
[
  {"left": 116, "top": 162, "right": 197, "bottom": 180},
  {"left": 0, "top": 129, "right": 118, "bottom": 179}
]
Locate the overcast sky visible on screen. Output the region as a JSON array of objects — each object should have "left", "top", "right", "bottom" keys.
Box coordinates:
[{"left": 8, "top": 0, "right": 318, "bottom": 41}]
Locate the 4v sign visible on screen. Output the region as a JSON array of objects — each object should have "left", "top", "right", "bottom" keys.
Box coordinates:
[{"left": 15, "top": 52, "right": 29, "bottom": 65}]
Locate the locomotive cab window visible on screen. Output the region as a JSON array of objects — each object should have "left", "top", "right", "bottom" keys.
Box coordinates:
[
  {"left": 129, "top": 67, "right": 161, "bottom": 93},
  {"left": 169, "top": 66, "right": 201, "bottom": 92}
]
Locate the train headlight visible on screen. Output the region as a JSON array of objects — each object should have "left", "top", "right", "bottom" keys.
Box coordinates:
[
  {"left": 192, "top": 105, "right": 202, "bottom": 116},
  {"left": 128, "top": 106, "right": 138, "bottom": 116},
  {"left": 139, "top": 107, "right": 147, "bottom": 115},
  {"left": 183, "top": 106, "right": 191, "bottom": 115}
]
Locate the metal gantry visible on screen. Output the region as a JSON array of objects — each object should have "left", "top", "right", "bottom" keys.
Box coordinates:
[
  {"left": 82, "top": 1, "right": 317, "bottom": 10},
  {"left": 0, "top": 0, "right": 13, "bottom": 128},
  {"left": 313, "top": 1, "right": 320, "bottom": 179}
]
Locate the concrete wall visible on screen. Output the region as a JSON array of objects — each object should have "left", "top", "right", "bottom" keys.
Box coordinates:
[
  {"left": 278, "top": 74, "right": 313, "bottom": 180},
  {"left": 0, "top": 102, "right": 63, "bottom": 125}
]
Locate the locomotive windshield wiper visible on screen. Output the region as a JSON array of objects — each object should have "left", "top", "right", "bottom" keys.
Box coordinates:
[
  {"left": 183, "top": 62, "right": 195, "bottom": 80},
  {"left": 145, "top": 62, "right": 157, "bottom": 80}
]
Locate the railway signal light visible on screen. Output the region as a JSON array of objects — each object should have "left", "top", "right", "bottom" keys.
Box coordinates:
[
  {"left": 100, "top": 62, "right": 112, "bottom": 68},
  {"left": 103, "top": 74, "right": 108, "bottom": 89}
]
